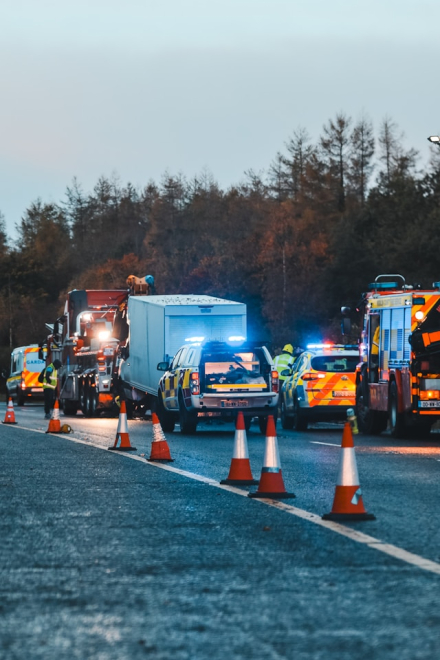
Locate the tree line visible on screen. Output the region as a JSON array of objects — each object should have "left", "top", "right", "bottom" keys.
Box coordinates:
[{"left": 1, "top": 112, "right": 439, "bottom": 373}]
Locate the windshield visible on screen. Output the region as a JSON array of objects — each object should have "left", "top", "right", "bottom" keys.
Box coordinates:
[
  {"left": 202, "top": 350, "right": 267, "bottom": 386},
  {"left": 311, "top": 355, "right": 358, "bottom": 373}
]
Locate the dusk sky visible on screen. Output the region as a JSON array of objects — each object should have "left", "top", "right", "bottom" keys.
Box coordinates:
[{"left": 1, "top": 0, "right": 440, "bottom": 238}]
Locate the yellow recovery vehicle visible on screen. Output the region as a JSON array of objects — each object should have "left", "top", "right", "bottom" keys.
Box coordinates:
[{"left": 351, "top": 274, "right": 440, "bottom": 438}]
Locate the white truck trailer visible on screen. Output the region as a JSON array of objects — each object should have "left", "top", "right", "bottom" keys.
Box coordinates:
[{"left": 118, "top": 295, "right": 247, "bottom": 408}]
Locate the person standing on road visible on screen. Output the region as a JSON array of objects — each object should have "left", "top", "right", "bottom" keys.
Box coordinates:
[
  {"left": 42, "top": 359, "right": 61, "bottom": 419},
  {"left": 273, "top": 344, "right": 295, "bottom": 391}
]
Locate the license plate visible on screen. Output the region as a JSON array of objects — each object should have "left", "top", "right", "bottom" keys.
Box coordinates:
[
  {"left": 221, "top": 400, "right": 249, "bottom": 408},
  {"left": 31, "top": 387, "right": 43, "bottom": 392},
  {"left": 332, "top": 391, "right": 352, "bottom": 398},
  {"left": 419, "top": 401, "right": 440, "bottom": 408}
]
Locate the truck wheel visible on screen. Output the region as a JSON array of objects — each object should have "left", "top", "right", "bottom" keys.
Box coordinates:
[
  {"left": 79, "top": 382, "right": 88, "bottom": 417},
  {"left": 356, "top": 384, "right": 387, "bottom": 435},
  {"left": 63, "top": 400, "right": 78, "bottom": 416},
  {"left": 156, "top": 393, "right": 176, "bottom": 432},
  {"left": 87, "top": 386, "right": 98, "bottom": 416},
  {"left": 280, "top": 396, "right": 294, "bottom": 430},
  {"left": 293, "top": 397, "right": 308, "bottom": 431},
  {"left": 244, "top": 416, "right": 252, "bottom": 431},
  {"left": 389, "top": 381, "right": 407, "bottom": 439},
  {"left": 178, "top": 392, "right": 197, "bottom": 434}
]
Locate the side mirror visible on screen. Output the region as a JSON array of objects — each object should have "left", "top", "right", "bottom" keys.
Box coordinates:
[
  {"left": 281, "top": 368, "right": 291, "bottom": 377},
  {"left": 157, "top": 361, "right": 170, "bottom": 371},
  {"left": 1, "top": 368, "right": 9, "bottom": 379}
]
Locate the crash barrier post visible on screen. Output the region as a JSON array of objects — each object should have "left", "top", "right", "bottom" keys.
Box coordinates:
[
  {"left": 248, "top": 415, "right": 295, "bottom": 499},
  {"left": 148, "top": 413, "right": 174, "bottom": 462},
  {"left": 322, "top": 420, "right": 375, "bottom": 521},
  {"left": 220, "top": 412, "right": 258, "bottom": 485},
  {"left": 108, "top": 400, "right": 137, "bottom": 451},
  {"left": 2, "top": 398, "right": 17, "bottom": 425}
]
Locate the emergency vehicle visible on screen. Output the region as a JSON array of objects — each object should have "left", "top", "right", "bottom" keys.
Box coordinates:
[
  {"left": 352, "top": 274, "right": 440, "bottom": 438},
  {"left": 280, "top": 344, "right": 358, "bottom": 430},
  {"left": 157, "top": 339, "right": 279, "bottom": 434},
  {"left": 5, "top": 345, "right": 46, "bottom": 405}
]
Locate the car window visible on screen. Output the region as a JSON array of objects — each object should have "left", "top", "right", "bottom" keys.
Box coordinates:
[
  {"left": 294, "top": 355, "right": 308, "bottom": 373},
  {"left": 170, "top": 348, "right": 184, "bottom": 370},
  {"left": 202, "top": 349, "right": 267, "bottom": 385},
  {"left": 311, "top": 355, "right": 358, "bottom": 373}
]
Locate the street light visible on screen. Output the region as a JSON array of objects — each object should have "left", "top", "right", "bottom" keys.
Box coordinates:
[{"left": 428, "top": 135, "right": 440, "bottom": 147}]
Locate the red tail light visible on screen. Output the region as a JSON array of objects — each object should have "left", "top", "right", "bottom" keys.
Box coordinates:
[
  {"left": 271, "top": 370, "right": 279, "bottom": 393},
  {"left": 190, "top": 372, "right": 200, "bottom": 395},
  {"left": 302, "top": 372, "right": 326, "bottom": 381}
]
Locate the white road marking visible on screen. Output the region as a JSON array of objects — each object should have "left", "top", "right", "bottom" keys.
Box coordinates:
[
  {"left": 7, "top": 424, "right": 440, "bottom": 576},
  {"left": 310, "top": 441, "right": 340, "bottom": 446}
]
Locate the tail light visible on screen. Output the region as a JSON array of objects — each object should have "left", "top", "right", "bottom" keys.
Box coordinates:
[
  {"left": 271, "top": 370, "right": 279, "bottom": 393},
  {"left": 302, "top": 372, "right": 326, "bottom": 381},
  {"left": 21, "top": 377, "right": 26, "bottom": 390},
  {"left": 420, "top": 390, "right": 440, "bottom": 400},
  {"left": 190, "top": 372, "right": 200, "bottom": 395}
]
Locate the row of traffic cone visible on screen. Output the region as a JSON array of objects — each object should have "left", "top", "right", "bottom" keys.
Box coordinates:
[
  {"left": 3, "top": 396, "right": 374, "bottom": 520},
  {"left": 108, "top": 401, "right": 173, "bottom": 462},
  {"left": 221, "top": 411, "right": 375, "bottom": 520}
]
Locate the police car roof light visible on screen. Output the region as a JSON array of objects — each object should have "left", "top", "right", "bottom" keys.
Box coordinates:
[
  {"left": 307, "top": 343, "right": 334, "bottom": 349},
  {"left": 185, "top": 336, "right": 205, "bottom": 342},
  {"left": 228, "top": 335, "right": 246, "bottom": 342},
  {"left": 432, "top": 282, "right": 440, "bottom": 289}
]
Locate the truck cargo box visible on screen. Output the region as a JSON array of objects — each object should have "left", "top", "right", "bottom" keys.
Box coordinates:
[{"left": 121, "top": 295, "right": 247, "bottom": 396}]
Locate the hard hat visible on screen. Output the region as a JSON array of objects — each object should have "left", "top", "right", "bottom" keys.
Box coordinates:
[{"left": 283, "top": 344, "right": 294, "bottom": 354}]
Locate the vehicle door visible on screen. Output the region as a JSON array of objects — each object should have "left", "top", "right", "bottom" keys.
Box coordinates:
[
  {"left": 284, "top": 354, "right": 308, "bottom": 411},
  {"left": 164, "top": 347, "right": 188, "bottom": 410}
]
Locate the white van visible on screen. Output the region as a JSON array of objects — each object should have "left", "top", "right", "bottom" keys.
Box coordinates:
[{"left": 6, "top": 345, "right": 46, "bottom": 405}]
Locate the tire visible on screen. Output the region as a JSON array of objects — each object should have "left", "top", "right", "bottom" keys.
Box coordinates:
[
  {"left": 356, "top": 383, "right": 387, "bottom": 435},
  {"left": 79, "top": 382, "right": 88, "bottom": 416},
  {"left": 258, "top": 416, "right": 267, "bottom": 434},
  {"left": 280, "top": 396, "right": 294, "bottom": 430},
  {"left": 156, "top": 392, "right": 176, "bottom": 432},
  {"left": 389, "top": 380, "right": 407, "bottom": 439},
  {"left": 63, "top": 400, "right": 78, "bottom": 416},
  {"left": 293, "top": 397, "right": 308, "bottom": 432},
  {"left": 87, "top": 385, "right": 98, "bottom": 417},
  {"left": 244, "top": 416, "right": 252, "bottom": 432},
  {"left": 178, "top": 392, "right": 197, "bottom": 434}
]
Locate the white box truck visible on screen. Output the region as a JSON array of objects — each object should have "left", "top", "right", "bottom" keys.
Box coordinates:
[{"left": 118, "top": 294, "right": 247, "bottom": 406}]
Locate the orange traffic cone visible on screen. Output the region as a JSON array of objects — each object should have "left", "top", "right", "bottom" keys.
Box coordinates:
[
  {"left": 322, "top": 422, "right": 375, "bottom": 521},
  {"left": 248, "top": 415, "right": 295, "bottom": 499},
  {"left": 3, "top": 398, "right": 17, "bottom": 424},
  {"left": 46, "top": 398, "right": 61, "bottom": 433},
  {"left": 108, "top": 400, "right": 137, "bottom": 451},
  {"left": 220, "top": 412, "right": 258, "bottom": 485},
  {"left": 148, "top": 413, "right": 173, "bottom": 461}
]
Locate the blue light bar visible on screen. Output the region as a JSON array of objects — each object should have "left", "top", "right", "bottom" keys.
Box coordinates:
[
  {"left": 307, "top": 343, "right": 334, "bottom": 349},
  {"left": 368, "top": 282, "right": 398, "bottom": 290},
  {"left": 228, "top": 336, "right": 246, "bottom": 342},
  {"left": 185, "top": 336, "right": 205, "bottom": 342}
]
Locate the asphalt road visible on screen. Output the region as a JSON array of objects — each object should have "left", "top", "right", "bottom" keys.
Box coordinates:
[{"left": 1, "top": 402, "right": 440, "bottom": 660}]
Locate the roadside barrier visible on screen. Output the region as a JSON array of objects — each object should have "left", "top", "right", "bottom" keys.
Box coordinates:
[
  {"left": 148, "top": 413, "right": 173, "bottom": 461},
  {"left": 220, "top": 412, "right": 258, "bottom": 485},
  {"left": 322, "top": 421, "right": 375, "bottom": 521},
  {"left": 108, "top": 400, "right": 137, "bottom": 451},
  {"left": 248, "top": 415, "right": 295, "bottom": 499},
  {"left": 46, "top": 399, "right": 61, "bottom": 433},
  {"left": 2, "top": 398, "right": 17, "bottom": 425}
]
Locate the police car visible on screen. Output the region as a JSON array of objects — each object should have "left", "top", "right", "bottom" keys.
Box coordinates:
[
  {"left": 280, "top": 344, "right": 359, "bottom": 430},
  {"left": 156, "top": 339, "right": 279, "bottom": 434}
]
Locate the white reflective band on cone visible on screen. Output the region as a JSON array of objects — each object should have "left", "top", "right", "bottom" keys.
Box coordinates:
[
  {"left": 232, "top": 429, "right": 249, "bottom": 459},
  {"left": 263, "top": 436, "right": 281, "bottom": 469},
  {"left": 336, "top": 447, "right": 360, "bottom": 486}
]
